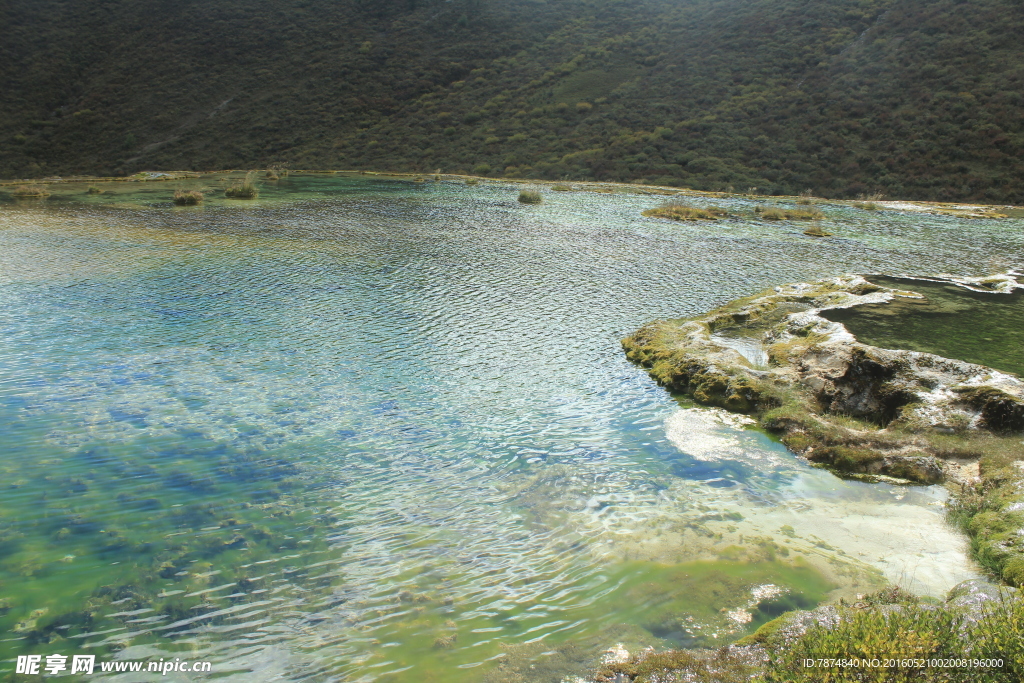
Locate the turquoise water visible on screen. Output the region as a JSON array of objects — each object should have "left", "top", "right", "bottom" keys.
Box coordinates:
[
  {"left": 822, "top": 275, "right": 1024, "bottom": 377},
  {"left": 1, "top": 177, "right": 1021, "bottom": 680}
]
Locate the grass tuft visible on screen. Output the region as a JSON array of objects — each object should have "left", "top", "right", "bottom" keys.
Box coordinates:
[
  {"left": 551, "top": 184, "right": 572, "bottom": 191},
  {"left": 518, "top": 190, "right": 542, "bottom": 204},
  {"left": 225, "top": 172, "right": 259, "bottom": 199},
  {"left": 86, "top": 185, "right": 103, "bottom": 194},
  {"left": 803, "top": 224, "right": 833, "bottom": 237},
  {"left": 755, "top": 205, "right": 825, "bottom": 220},
  {"left": 11, "top": 185, "right": 50, "bottom": 197},
  {"left": 643, "top": 202, "right": 728, "bottom": 220},
  {"left": 172, "top": 189, "right": 204, "bottom": 205}
]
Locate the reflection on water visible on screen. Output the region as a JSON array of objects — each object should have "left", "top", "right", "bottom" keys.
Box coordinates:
[{"left": 1, "top": 177, "right": 1021, "bottom": 681}]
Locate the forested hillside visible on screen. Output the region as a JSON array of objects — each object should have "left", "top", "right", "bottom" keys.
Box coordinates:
[{"left": 2, "top": 0, "right": 1023, "bottom": 201}]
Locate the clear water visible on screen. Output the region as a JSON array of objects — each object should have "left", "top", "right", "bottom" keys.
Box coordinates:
[
  {"left": 822, "top": 275, "right": 1024, "bottom": 377},
  {"left": 1, "top": 177, "right": 1021, "bottom": 681}
]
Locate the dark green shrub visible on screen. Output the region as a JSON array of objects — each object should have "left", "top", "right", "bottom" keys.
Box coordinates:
[{"left": 804, "top": 225, "right": 833, "bottom": 236}]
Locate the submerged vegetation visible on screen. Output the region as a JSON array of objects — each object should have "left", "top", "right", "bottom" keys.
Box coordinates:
[{"left": 643, "top": 202, "right": 728, "bottom": 221}]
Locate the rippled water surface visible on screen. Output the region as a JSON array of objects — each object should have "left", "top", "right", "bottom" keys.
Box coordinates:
[{"left": 2, "top": 177, "right": 1022, "bottom": 681}]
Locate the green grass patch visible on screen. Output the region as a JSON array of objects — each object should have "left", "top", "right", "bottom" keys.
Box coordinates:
[
  {"left": 225, "top": 172, "right": 259, "bottom": 199},
  {"left": 11, "top": 185, "right": 50, "bottom": 197},
  {"left": 764, "top": 598, "right": 1024, "bottom": 682},
  {"left": 803, "top": 225, "right": 833, "bottom": 237},
  {"left": 518, "top": 190, "right": 542, "bottom": 204},
  {"left": 755, "top": 206, "right": 825, "bottom": 220},
  {"left": 172, "top": 189, "right": 204, "bottom": 205},
  {"left": 643, "top": 202, "right": 728, "bottom": 220}
]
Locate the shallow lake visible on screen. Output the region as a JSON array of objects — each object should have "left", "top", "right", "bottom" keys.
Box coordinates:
[
  {"left": 1, "top": 176, "right": 1022, "bottom": 681},
  {"left": 822, "top": 274, "right": 1024, "bottom": 377}
]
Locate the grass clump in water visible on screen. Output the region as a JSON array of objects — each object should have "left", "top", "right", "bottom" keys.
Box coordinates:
[
  {"left": 518, "top": 190, "right": 542, "bottom": 204},
  {"left": 853, "top": 201, "right": 880, "bottom": 210},
  {"left": 225, "top": 172, "right": 259, "bottom": 199},
  {"left": 172, "top": 189, "right": 204, "bottom": 205},
  {"left": 552, "top": 184, "right": 572, "bottom": 191},
  {"left": 86, "top": 185, "right": 103, "bottom": 194},
  {"left": 755, "top": 205, "right": 824, "bottom": 220},
  {"left": 265, "top": 166, "right": 288, "bottom": 180},
  {"left": 803, "top": 224, "right": 833, "bottom": 237},
  {"left": 643, "top": 202, "right": 728, "bottom": 220},
  {"left": 11, "top": 185, "right": 50, "bottom": 197}
]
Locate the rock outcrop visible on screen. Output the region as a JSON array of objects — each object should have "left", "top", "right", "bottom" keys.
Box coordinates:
[{"left": 623, "top": 273, "right": 1024, "bottom": 485}]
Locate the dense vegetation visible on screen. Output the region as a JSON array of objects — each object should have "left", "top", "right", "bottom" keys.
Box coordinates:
[{"left": 3, "top": 0, "right": 1023, "bottom": 201}]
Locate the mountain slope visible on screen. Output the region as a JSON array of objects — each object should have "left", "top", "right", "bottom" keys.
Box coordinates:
[{"left": 2, "top": 0, "right": 1022, "bottom": 201}]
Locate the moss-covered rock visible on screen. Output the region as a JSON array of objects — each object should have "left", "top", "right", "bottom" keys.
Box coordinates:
[{"left": 624, "top": 273, "right": 1024, "bottom": 584}]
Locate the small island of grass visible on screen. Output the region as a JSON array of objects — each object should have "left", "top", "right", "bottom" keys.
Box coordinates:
[
  {"left": 11, "top": 185, "right": 50, "bottom": 198},
  {"left": 225, "top": 172, "right": 260, "bottom": 199},
  {"left": 642, "top": 202, "right": 728, "bottom": 220},
  {"left": 755, "top": 205, "right": 825, "bottom": 220},
  {"left": 518, "top": 190, "right": 542, "bottom": 204},
  {"left": 172, "top": 189, "right": 204, "bottom": 205}
]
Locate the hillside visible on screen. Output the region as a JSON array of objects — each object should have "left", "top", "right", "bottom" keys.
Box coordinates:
[{"left": 2, "top": 0, "right": 1023, "bottom": 201}]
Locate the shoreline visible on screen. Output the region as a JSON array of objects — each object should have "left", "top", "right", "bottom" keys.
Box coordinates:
[
  {"left": 622, "top": 272, "right": 1024, "bottom": 587},
  {"left": 2, "top": 169, "right": 1021, "bottom": 218}
]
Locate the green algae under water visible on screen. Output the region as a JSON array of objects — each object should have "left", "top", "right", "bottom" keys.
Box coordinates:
[
  {"left": 1, "top": 176, "right": 1020, "bottom": 681},
  {"left": 821, "top": 275, "right": 1024, "bottom": 377}
]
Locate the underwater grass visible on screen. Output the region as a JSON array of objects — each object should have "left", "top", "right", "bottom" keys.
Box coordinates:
[{"left": 597, "top": 648, "right": 761, "bottom": 683}]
